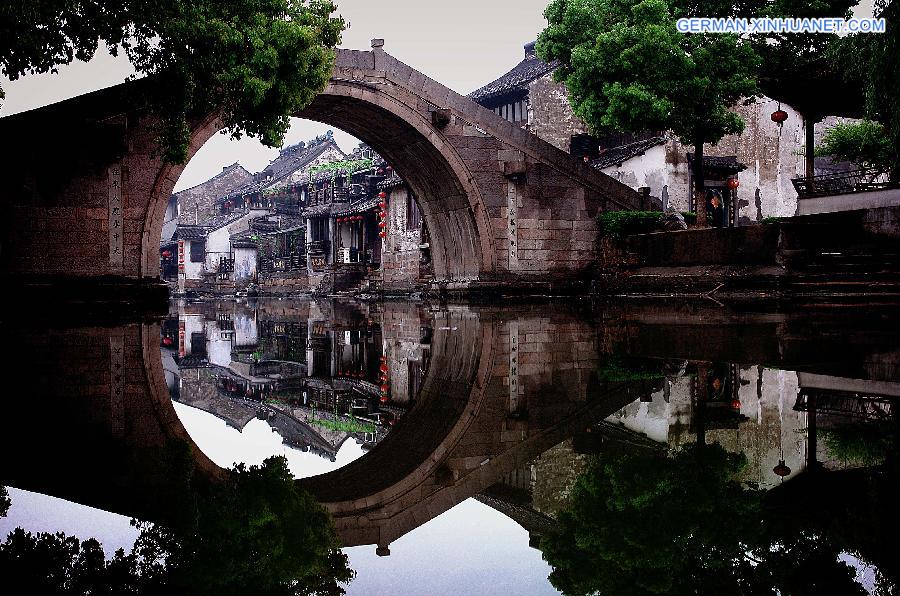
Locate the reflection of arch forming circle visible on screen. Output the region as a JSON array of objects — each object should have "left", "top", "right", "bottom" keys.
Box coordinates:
[
  {"left": 142, "top": 65, "right": 496, "bottom": 283},
  {"left": 145, "top": 309, "right": 495, "bottom": 520},
  {"left": 299, "top": 308, "right": 496, "bottom": 516}
]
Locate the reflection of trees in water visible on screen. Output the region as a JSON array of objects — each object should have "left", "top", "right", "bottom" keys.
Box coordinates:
[
  {"left": 0, "top": 447, "right": 354, "bottom": 595},
  {"left": 540, "top": 442, "right": 891, "bottom": 595},
  {"left": 0, "top": 486, "right": 8, "bottom": 518}
]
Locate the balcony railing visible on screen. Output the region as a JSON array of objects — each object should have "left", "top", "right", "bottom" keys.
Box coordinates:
[
  {"left": 217, "top": 258, "right": 235, "bottom": 273},
  {"left": 792, "top": 168, "right": 895, "bottom": 199},
  {"left": 332, "top": 187, "right": 349, "bottom": 202},
  {"left": 307, "top": 240, "right": 328, "bottom": 254}
]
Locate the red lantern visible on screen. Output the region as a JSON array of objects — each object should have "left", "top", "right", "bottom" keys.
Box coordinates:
[
  {"left": 727, "top": 178, "right": 739, "bottom": 190},
  {"left": 161, "top": 250, "right": 172, "bottom": 258},
  {"left": 379, "top": 231, "right": 387, "bottom": 238},
  {"left": 730, "top": 399, "right": 741, "bottom": 409},
  {"left": 380, "top": 384, "right": 389, "bottom": 392},
  {"left": 378, "top": 201, "right": 386, "bottom": 208},
  {"left": 378, "top": 221, "right": 386, "bottom": 228},
  {"left": 380, "top": 395, "right": 389, "bottom": 403},
  {"left": 773, "top": 459, "right": 791, "bottom": 477},
  {"left": 162, "top": 337, "right": 173, "bottom": 346},
  {"left": 771, "top": 109, "right": 788, "bottom": 124},
  {"left": 380, "top": 363, "right": 388, "bottom": 372},
  {"left": 377, "top": 168, "right": 384, "bottom": 174},
  {"left": 386, "top": 166, "right": 393, "bottom": 172}
]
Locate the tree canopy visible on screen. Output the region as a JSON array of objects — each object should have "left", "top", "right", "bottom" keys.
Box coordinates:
[
  {"left": 539, "top": 443, "right": 874, "bottom": 595},
  {"left": 817, "top": 120, "right": 894, "bottom": 173},
  {"left": 538, "top": 0, "right": 759, "bottom": 147},
  {"left": 0, "top": 1, "right": 345, "bottom": 163},
  {"left": 0, "top": 456, "right": 355, "bottom": 595},
  {"left": 537, "top": 0, "right": 758, "bottom": 224}
]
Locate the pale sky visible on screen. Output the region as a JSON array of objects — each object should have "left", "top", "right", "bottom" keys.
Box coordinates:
[{"left": 0, "top": 0, "right": 553, "bottom": 190}]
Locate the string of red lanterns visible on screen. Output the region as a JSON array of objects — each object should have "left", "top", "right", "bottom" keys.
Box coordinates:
[
  {"left": 379, "top": 355, "right": 390, "bottom": 402},
  {"left": 378, "top": 191, "right": 388, "bottom": 238}
]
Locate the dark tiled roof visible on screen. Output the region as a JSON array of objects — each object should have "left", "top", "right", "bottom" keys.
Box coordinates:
[
  {"left": 202, "top": 209, "right": 248, "bottom": 231},
  {"left": 468, "top": 42, "right": 556, "bottom": 105},
  {"left": 230, "top": 228, "right": 256, "bottom": 247},
  {"left": 176, "top": 226, "right": 208, "bottom": 240},
  {"left": 174, "top": 162, "right": 251, "bottom": 198},
  {"left": 334, "top": 197, "right": 380, "bottom": 217},
  {"left": 303, "top": 203, "right": 345, "bottom": 217},
  {"left": 590, "top": 137, "right": 667, "bottom": 169},
  {"left": 175, "top": 163, "right": 254, "bottom": 225},
  {"left": 260, "top": 136, "right": 346, "bottom": 189},
  {"left": 377, "top": 176, "right": 407, "bottom": 190}
]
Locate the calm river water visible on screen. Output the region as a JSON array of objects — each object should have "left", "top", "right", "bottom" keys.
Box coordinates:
[{"left": 1, "top": 298, "right": 897, "bottom": 595}]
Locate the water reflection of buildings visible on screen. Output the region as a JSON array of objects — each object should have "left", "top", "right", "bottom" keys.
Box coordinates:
[
  {"left": 604, "top": 361, "right": 896, "bottom": 488},
  {"left": 161, "top": 299, "right": 431, "bottom": 461},
  {"left": 475, "top": 360, "right": 898, "bottom": 550}
]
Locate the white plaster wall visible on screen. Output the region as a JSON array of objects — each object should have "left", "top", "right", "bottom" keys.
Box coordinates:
[
  {"left": 591, "top": 97, "right": 857, "bottom": 221},
  {"left": 233, "top": 311, "right": 258, "bottom": 348},
  {"left": 182, "top": 240, "right": 205, "bottom": 281},
  {"left": 205, "top": 227, "right": 232, "bottom": 270},
  {"left": 233, "top": 247, "right": 257, "bottom": 281},
  {"left": 180, "top": 314, "right": 204, "bottom": 356},
  {"left": 605, "top": 384, "right": 672, "bottom": 444},
  {"left": 600, "top": 144, "right": 671, "bottom": 206},
  {"left": 205, "top": 320, "right": 233, "bottom": 368}
]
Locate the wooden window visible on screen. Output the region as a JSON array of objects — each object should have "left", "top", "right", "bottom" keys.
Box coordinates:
[{"left": 189, "top": 240, "right": 205, "bottom": 263}]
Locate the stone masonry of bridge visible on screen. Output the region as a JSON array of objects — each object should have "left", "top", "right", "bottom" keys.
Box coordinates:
[
  {"left": 298, "top": 303, "right": 646, "bottom": 550},
  {"left": 0, "top": 43, "right": 641, "bottom": 298},
  {"left": 2, "top": 322, "right": 223, "bottom": 520}
]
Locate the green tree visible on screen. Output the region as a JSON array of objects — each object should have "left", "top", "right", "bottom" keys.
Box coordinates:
[
  {"left": 0, "top": 456, "right": 354, "bottom": 595},
  {"left": 537, "top": 0, "right": 759, "bottom": 225},
  {"left": 751, "top": 0, "right": 861, "bottom": 184},
  {"left": 817, "top": 120, "right": 893, "bottom": 174},
  {"left": 0, "top": 1, "right": 345, "bottom": 163},
  {"left": 832, "top": 0, "right": 900, "bottom": 180},
  {"left": 540, "top": 444, "right": 761, "bottom": 595},
  {"left": 540, "top": 442, "right": 871, "bottom": 595}
]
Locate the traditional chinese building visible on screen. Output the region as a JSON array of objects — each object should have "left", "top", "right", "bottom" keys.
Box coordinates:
[{"left": 471, "top": 40, "right": 863, "bottom": 224}]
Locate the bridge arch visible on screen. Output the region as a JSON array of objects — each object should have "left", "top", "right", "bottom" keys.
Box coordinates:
[{"left": 143, "top": 50, "right": 503, "bottom": 285}]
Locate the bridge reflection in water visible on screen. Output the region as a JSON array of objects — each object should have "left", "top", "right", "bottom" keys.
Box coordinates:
[{"left": 1, "top": 300, "right": 898, "bottom": 586}]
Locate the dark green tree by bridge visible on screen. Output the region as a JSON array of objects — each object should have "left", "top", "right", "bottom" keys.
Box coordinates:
[
  {"left": 831, "top": 0, "right": 900, "bottom": 180},
  {"left": 749, "top": 0, "right": 862, "bottom": 185},
  {"left": 0, "top": 1, "right": 345, "bottom": 163},
  {"left": 536, "top": 0, "right": 759, "bottom": 225},
  {"left": 540, "top": 443, "right": 871, "bottom": 595},
  {"left": 0, "top": 456, "right": 354, "bottom": 595}
]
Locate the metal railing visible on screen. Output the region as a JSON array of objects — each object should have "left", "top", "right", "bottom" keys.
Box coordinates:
[
  {"left": 792, "top": 167, "right": 895, "bottom": 199},
  {"left": 217, "top": 257, "right": 235, "bottom": 273}
]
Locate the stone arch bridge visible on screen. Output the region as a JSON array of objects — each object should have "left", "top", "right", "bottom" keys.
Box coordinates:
[{"left": 0, "top": 44, "right": 640, "bottom": 296}]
